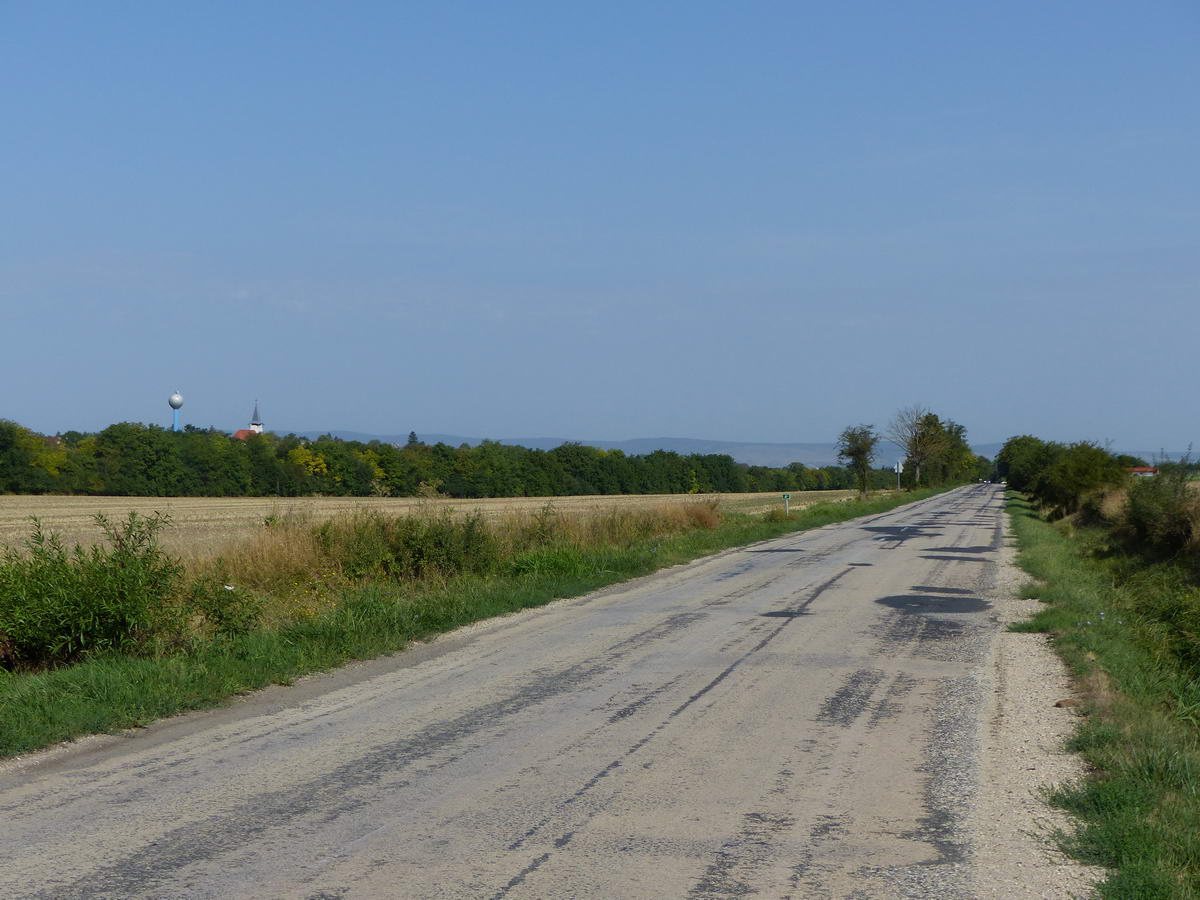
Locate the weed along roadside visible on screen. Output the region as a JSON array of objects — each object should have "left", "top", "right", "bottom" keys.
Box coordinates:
[
  {"left": 0, "top": 489, "right": 945, "bottom": 759},
  {"left": 1006, "top": 492, "right": 1200, "bottom": 898}
]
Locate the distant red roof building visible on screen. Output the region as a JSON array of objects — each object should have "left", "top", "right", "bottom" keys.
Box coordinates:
[
  {"left": 1127, "top": 466, "right": 1158, "bottom": 477},
  {"left": 232, "top": 402, "right": 264, "bottom": 441}
]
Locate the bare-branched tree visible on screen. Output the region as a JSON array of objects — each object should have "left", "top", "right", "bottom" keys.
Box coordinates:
[
  {"left": 892, "top": 405, "right": 926, "bottom": 487},
  {"left": 887, "top": 404, "right": 933, "bottom": 487}
]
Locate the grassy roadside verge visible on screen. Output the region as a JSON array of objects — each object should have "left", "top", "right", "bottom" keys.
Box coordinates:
[
  {"left": 1007, "top": 494, "right": 1200, "bottom": 898},
  {"left": 0, "top": 487, "right": 946, "bottom": 759}
]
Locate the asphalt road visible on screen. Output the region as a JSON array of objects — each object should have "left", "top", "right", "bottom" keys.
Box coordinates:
[{"left": 1, "top": 485, "right": 1012, "bottom": 899}]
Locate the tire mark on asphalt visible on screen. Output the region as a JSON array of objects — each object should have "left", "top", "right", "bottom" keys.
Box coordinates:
[
  {"left": 605, "top": 675, "right": 687, "bottom": 724},
  {"left": 688, "top": 809, "right": 797, "bottom": 899},
  {"left": 492, "top": 566, "right": 855, "bottom": 895},
  {"left": 813, "top": 669, "right": 887, "bottom": 727},
  {"left": 868, "top": 672, "right": 921, "bottom": 726},
  {"left": 788, "top": 813, "right": 852, "bottom": 889}
]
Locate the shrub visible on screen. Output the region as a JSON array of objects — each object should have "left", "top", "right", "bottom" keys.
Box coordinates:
[
  {"left": 315, "top": 510, "right": 500, "bottom": 581},
  {"left": 185, "top": 567, "right": 264, "bottom": 639},
  {"left": 1077, "top": 486, "right": 1130, "bottom": 528},
  {"left": 1031, "top": 442, "right": 1127, "bottom": 517},
  {"left": 1122, "top": 465, "right": 1200, "bottom": 557},
  {"left": 0, "top": 513, "right": 185, "bottom": 668},
  {"left": 507, "top": 546, "right": 592, "bottom": 578},
  {"left": 515, "top": 504, "right": 561, "bottom": 549}
]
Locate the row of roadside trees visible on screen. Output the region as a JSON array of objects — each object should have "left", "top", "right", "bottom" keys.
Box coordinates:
[{"left": 836, "top": 405, "right": 991, "bottom": 495}]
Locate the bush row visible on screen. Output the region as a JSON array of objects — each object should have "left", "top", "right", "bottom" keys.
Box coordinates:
[
  {"left": 0, "top": 501, "right": 726, "bottom": 672},
  {"left": 995, "top": 436, "right": 1133, "bottom": 516},
  {"left": 999, "top": 434, "right": 1200, "bottom": 688}
]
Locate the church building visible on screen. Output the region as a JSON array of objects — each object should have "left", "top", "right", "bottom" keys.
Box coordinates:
[{"left": 232, "top": 402, "right": 264, "bottom": 440}]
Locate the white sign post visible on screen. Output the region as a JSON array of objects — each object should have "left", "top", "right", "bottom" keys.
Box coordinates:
[
  {"left": 782, "top": 493, "right": 791, "bottom": 516},
  {"left": 894, "top": 460, "right": 905, "bottom": 491}
]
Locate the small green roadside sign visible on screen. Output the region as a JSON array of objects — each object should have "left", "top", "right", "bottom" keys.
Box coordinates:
[{"left": 782, "top": 494, "right": 791, "bottom": 499}]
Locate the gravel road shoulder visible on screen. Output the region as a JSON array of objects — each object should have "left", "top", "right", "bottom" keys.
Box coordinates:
[{"left": 970, "top": 511, "right": 1106, "bottom": 898}]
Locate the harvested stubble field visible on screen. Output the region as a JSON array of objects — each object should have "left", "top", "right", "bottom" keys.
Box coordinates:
[{"left": 0, "top": 491, "right": 856, "bottom": 557}]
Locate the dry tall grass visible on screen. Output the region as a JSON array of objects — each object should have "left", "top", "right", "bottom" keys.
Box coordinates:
[
  {"left": 1097, "top": 488, "right": 1130, "bottom": 522},
  {"left": 1093, "top": 477, "right": 1200, "bottom": 557},
  {"left": 0, "top": 491, "right": 849, "bottom": 556},
  {"left": 202, "top": 499, "right": 727, "bottom": 628},
  {"left": 489, "top": 499, "right": 722, "bottom": 556},
  {"left": 0, "top": 488, "right": 867, "bottom": 638}
]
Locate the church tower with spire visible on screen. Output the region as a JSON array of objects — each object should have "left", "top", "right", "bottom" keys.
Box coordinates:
[{"left": 250, "top": 401, "right": 263, "bottom": 435}]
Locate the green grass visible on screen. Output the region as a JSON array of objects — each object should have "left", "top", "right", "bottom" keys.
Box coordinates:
[
  {"left": 1007, "top": 493, "right": 1200, "bottom": 898},
  {"left": 0, "top": 488, "right": 946, "bottom": 758}
]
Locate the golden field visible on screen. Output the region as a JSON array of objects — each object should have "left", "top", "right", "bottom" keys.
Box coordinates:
[{"left": 0, "top": 491, "right": 856, "bottom": 558}]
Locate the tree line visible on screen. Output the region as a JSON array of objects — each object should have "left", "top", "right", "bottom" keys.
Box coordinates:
[
  {"left": 0, "top": 420, "right": 903, "bottom": 498},
  {"left": 991, "top": 434, "right": 1195, "bottom": 517},
  {"left": 836, "top": 405, "right": 991, "bottom": 494}
]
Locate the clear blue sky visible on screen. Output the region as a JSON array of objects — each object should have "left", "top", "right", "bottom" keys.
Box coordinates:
[{"left": 3, "top": 2, "right": 1197, "bottom": 450}]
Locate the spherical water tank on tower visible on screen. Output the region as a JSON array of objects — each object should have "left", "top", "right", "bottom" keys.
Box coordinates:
[{"left": 168, "top": 391, "right": 184, "bottom": 431}]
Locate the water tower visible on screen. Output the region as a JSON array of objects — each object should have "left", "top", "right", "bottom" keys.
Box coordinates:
[{"left": 168, "top": 391, "right": 184, "bottom": 432}]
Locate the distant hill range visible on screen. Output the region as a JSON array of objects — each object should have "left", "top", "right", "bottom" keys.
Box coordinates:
[{"left": 291, "top": 433, "right": 1188, "bottom": 470}]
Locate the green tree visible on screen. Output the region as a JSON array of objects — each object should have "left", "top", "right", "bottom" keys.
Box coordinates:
[
  {"left": 922, "top": 419, "right": 977, "bottom": 485},
  {"left": 1031, "top": 441, "right": 1125, "bottom": 515},
  {"left": 92, "top": 423, "right": 185, "bottom": 495},
  {"left": 995, "top": 435, "right": 1064, "bottom": 492},
  {"left": 837, "top": 425, "right": 880, "bottom": 496},
  {"left": 0, "top": 421, "right": 48, "bottom": 493},
  {"left": 1115, "top": 454, "right": 1150, "bottom": 469},
  {"left": 887, "top": 408, "right": 982, "bottom": 488}
]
